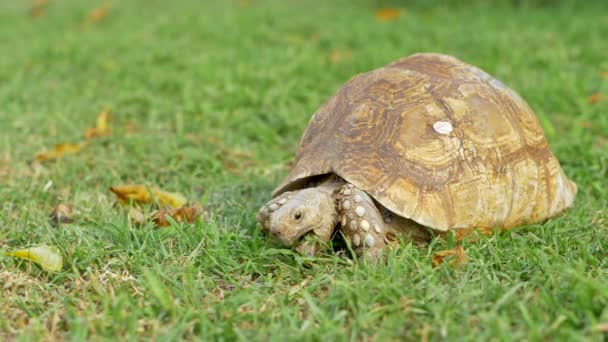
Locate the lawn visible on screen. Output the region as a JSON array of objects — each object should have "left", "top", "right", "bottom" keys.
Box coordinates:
[{"left": 0, "top": 0, "right": 607, "bottom": 340}]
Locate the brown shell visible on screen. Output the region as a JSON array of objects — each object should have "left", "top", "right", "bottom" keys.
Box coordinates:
[{"left": 274, "top": 53, "right": 577, "bottom": 232}]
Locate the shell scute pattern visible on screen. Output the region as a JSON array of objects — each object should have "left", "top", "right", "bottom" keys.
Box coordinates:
[{"left": 274, "top": 53, "right": 576, "bottom": 232}]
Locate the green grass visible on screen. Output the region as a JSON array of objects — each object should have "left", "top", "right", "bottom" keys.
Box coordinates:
[{"left": 1, "top": 0, "right": 607, "bottom": 340}]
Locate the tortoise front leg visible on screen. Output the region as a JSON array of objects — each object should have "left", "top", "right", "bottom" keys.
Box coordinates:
[
  {"left": 337, "top": 184, "right": 432, "bottom": 260},
  {"left": 337, "top": 184, "right": 390, "bottom": 260}
]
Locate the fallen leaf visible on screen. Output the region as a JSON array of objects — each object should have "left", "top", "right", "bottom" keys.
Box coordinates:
[
  {"left": 84, "top": 108, "right": 111, "bottom": 140},
  {"left": 49, "top": 203, "right": 74, "bottom": 226},
  {"left": 329, "top": 49, "right": 352, "bottom": 64},
  {"left": 34, "top": 142, "right": 86, "bottom": 162},
  {"left": 84, "top": 5, "right": 109, "bottom": 24},
  {"left": 591, "top": 322, "right": 608, "bottom": 333},
  {"left": 375, "top": 8, "right": 401, "bottom": 21},
  {"left": 588, "top": 93, "right": 605, "bottom": 104},
  {"left": 109, "top": 184, "right": 187, "bottom": 208},
  {"left": 578, "top": 121, "right": 592, "bottom": 128},
  {"left": 150, "top": 204, "right": 203, "bottom": 227},
  {"left": 600, "top": 71, "right": 608, "bottom": 79},
  {"left": 3, "top": 246, "right": 63, "bottom": 272},
  {"left": 455, "top": 226, "right": 496, "bottom": 241},
  {"left": 128, "top": 207, "right": 146, "bottom": 225},
  {"left": 432, "top": 245, "right": 468, "bottom": 268},
  {"left": 30, "top": 0, "right": 48, "bottom": 19}
]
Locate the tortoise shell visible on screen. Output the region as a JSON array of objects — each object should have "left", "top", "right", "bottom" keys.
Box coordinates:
[{"left": 273, "top": 53, "right": 577, "bottom": 232}]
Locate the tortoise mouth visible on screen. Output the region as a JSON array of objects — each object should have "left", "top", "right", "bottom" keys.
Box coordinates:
[{"left": 292, "top": 231, "right": 324, "bottom": 256}]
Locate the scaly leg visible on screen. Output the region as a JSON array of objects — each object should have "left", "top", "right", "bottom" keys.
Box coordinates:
[{"left": 338, "top": 183, "right": 432, "bottom": 259}]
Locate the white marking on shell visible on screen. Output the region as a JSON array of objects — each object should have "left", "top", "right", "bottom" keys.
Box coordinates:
[
  {"left": 268, "top": 203, "right": 279, "bottom": 211},
  {"left": 349, "top": 220, "right": 358, "bottom": 231},
  {"left": 342, "top": 200, "right": 351, "bottom": 210},
  {"left": 343, "top": 189, "right": 352, "bottom": 195},
  {"left": 433, "top": 121, "right": 453, "bottom": 135},
  {"left": 278, "top": 198, "right": 287, "bottom": 205},
  {"left": 353, "top": 233, "right": 361, "bottom": 247},
  {"left": 355, "top": 206, "right": 365, "bottom": 217},
  {"left": 364, "top": 234, "right": 375, "bottom": 247},
  {"left": 374, "top": 224, "right": 382, "bottom": 233},
  {"left": 353, "top": 194, "right": 362, "bottom": 203},
  {"left": 340, "top": 215, "right": 347, "bottom": 227},
  {"left": 359, "top": 219, "right": 370, "bottom": 231}
]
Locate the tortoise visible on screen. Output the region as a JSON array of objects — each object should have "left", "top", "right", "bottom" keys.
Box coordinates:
[{"left": 256, "top": 53, "right": 577, "bottom": 258}]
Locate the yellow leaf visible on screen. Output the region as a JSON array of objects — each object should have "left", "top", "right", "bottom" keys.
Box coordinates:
[
  {"left": 85, "top": 5, "right": 109, "bottom": 24},
  {"left": 109, "top": 184, "right": 187, "bottom": 208},
  {"left": 432, "top": 245, "right": 468, "bottom": 268},
  {"left": 34, "top": 142, "right": 86, "bottom": 162},
  {"left": 150, "top": 204, "right": 203, "bottom": 227},
  {"left": 375, "top": 8, "right": 401, "bottom": 21},
  {"left": 588, "top": 93, "right": 605, "bottom": 104},
  {"left": 84, "top": 108, "right": 111, "bottom": 140},
  {"left": 4, "top": 246, "right": 63, "bottom": 272}
]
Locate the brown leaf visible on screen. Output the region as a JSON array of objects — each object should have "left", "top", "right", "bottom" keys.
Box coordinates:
[
  {"left": 34, "top": 142, "right": 86, "bottom": 162},
  {"left": 600, "top": 71, "right": 608, "bottom": 79},
  {"left": 455, "top": 226, "right": 496, "bottom": 241},
  {"left": 150, "top": 204, "right": 203, "bottom": 228},
  {"left": 375, "top": 8, "right": 401, "bottom": 21},
  {"left": 109, "top": 184, "right": 187, "bottom": 208},
  {"left": 30, "top": 0, "right": 49, "bottom": 19},
  {"left": 85, "top": 5, "right": 109, "bottom": 24},
  {"left": 432, "top": 245, "right": 468, "bottom": 268},
  {"left": 591, "top": 322, "right": 608, "bottom": 333},
  {"left": 588, "top": 93, "right": 605, "bottom": 104},
  {"left": 49, "top": 203, "right": 74, "bottom": 226},
  {"left": 84, "top": 108, "right": 111, "bottom": 140}
]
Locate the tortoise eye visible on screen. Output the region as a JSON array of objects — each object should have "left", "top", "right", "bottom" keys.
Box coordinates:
[{"left": 294, "top": 211, "right": 302, "bottom": 220}]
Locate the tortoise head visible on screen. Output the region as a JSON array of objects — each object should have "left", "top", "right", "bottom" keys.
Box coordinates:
[{"left": 256, "top": 187, "right": 338, "bottom": 254}]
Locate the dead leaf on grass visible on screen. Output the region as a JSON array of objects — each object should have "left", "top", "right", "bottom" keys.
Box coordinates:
[
  {"left": 109, "top": 184, "right": 187, "bottom": 208},
  {"left": 591, "top": 322, "right": 608, "bottom": 333},
  {"left": 432, "top": 245, "right": 468, "bottom": 268},
  {"left": 150, "top": 204, "right": 203, "bottom": 227},
  {"left": 34, "top": 142, "right": 86, "bottom": 162},
  {"left": 375, "top": 8, "right": 401, "bottom": 21},
  {"left": 3, "top": 246, "right": 63, "bottom": 272},
  {"left": 30, "top": 0, "right": 49, "bottom": 19},
  {"left": 84, "top": 108, "right": 111, "bottom": 140},
  {"left": 128, "top": 207, "right": 147, "bottom": 225},
  {"left": 49, "top": 203, "right": 74, "bottom": 226},
  {"left": 83, "top": 4, "right": 109, "bottom": 25},
  {"left": 588, "top": 93, "right": 605, "bottom": 104},
  {"left": 600, "top": 71, "right": 608, "bottom": 79}
]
